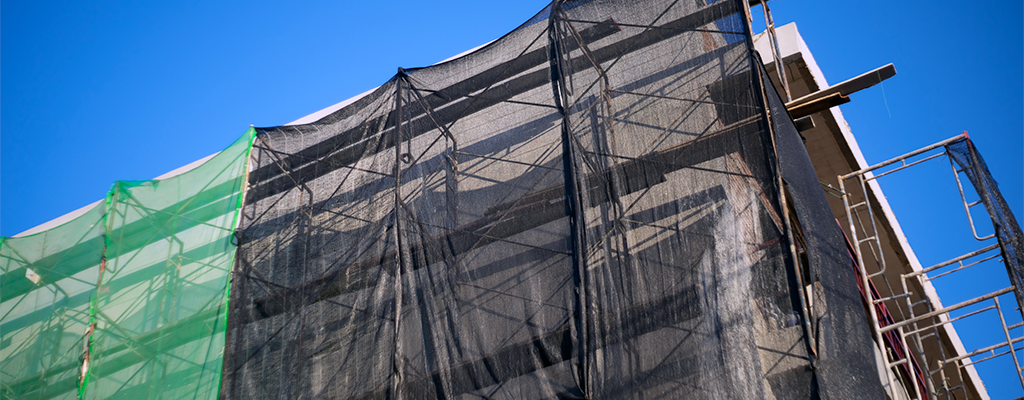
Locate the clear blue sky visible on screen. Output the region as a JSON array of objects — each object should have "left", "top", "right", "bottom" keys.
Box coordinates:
[{"left": 2, "top": 0, "right": 1022, "bottom": 397}]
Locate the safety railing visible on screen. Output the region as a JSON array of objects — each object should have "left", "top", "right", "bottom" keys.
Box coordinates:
[{"left": 839, "top": 133, "right": 1024, "bottom": 400}]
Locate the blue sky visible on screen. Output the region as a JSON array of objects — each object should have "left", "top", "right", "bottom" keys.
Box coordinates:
[{"left": 2, "top": 0, "right": 1022, "bottom": 397}]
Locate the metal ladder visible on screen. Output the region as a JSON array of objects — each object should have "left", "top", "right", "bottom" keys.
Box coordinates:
[{"left": 838, "top": 133, "right": 1024, "bottom": 399}]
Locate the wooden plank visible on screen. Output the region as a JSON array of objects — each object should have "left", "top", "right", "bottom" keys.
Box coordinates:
[
  {"left": 794, "top": 116, "right": 815, "bottom": 132},
  {"left": 785, "top": 63, "right": 896, "bottom": 112},
  {"left": 789, "top": 92, "right": 850, "bottom": 120}
]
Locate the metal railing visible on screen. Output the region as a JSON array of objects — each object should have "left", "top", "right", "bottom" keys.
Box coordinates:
[{"left": 838, "top": 133, "right": 1024, "bottom": 399}]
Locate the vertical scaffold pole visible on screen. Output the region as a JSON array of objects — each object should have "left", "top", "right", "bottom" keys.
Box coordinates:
[{"left": 548, "top": 2, "right": 590, "bottom": 395}]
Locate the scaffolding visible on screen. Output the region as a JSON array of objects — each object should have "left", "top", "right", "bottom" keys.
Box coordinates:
[
  {"left": 220, "top": 0, "right": 888, "bottom": 398},
  {"left": 5, "top": 1, "right": 1021, "bottom": 399},
  {"left": 839, "top": 133, "right": 1024, "bottom": 399},
  {"left": 0, "top": 129, "right": 254, "bottom": 400}
]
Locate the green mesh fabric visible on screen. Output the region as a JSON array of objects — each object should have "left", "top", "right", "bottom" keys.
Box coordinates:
[
  {"left": 1, "top": 128, "right": 254, "bottom": 400},
  {"left": 1, "top": 204, "right": 106, "bottom": 400}
]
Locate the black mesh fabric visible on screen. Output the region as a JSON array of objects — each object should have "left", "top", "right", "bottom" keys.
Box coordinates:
[
  {"left": 764, "top": 57, "right": 887, "bottom": 399},
  {"left": 947, "top": 138, "right": 1024, "bottom": 320},
  {"left": 222, "top": 0, "right": 884, "bottom": 398}
]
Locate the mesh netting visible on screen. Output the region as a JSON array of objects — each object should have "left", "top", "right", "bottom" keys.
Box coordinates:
[
  {"left": 947, "top": 138, "right": 1024, "bottom": 319},
  {"left": 1, "top": 129, "right": 253, "bottom": 400},
  {"left": 765, "top": 60, "right": 886, "bottom": 398},
  {"left": 3, "top": 1, "right": 897, "bottom": 398},
  {"left": 223, "top": 0, "right": 884, "bottom": 398},
  {"left": 1, "top": 204, "right": 105, "bottom": 400}
]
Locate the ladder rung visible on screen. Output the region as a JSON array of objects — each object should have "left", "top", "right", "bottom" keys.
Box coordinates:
[
  {"left": 874, "top": 293, "right": 912, "bottom": 304},
  {"left": 859, "top": 236, "right": 877, "bottom": 244}
]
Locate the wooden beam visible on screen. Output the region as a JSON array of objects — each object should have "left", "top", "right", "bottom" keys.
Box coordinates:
[
  {"left": 794, "top": 116, "right": 815, "bottom": 132},
  {"left": 788, "top": 92, "right": 850, "bottom": 120},
  {"left": 785, "top": 63, "right": 896, "bottom": 118}
]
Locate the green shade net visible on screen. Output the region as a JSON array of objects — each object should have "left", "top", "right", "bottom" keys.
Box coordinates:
[
  {"left": 1, "top": 128, "right": 254, "bottom": 400},
  {"left": 1, "top": 203, "right": 106, "bottom": 400}
]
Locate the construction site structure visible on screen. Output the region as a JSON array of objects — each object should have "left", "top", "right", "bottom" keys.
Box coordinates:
[
  {"left": 752, "top": 19, "right": 1024, "bottom": 398},
  {"left": 2, "top": 1, "right": 1021, "bottom": 399}
]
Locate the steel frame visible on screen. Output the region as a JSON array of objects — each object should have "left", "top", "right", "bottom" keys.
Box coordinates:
[{"left": 839, "top": 133, "right": 1024, "bottom": 399}]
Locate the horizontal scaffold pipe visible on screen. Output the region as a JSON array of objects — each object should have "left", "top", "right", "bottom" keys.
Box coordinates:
[
  {"left": 247, "top": 19, "right": 621, "bottom": 194},
  {"left": 248, "top": 0, "right": 738, "bottom": 203},
  {"left": 10, "top": 307, "right": 222, "bottom": 400},
  {"left": 840, "top": 133, "right": 967, "bottom": 180},
  {"left": 250, "top": 116, "right": 762, "bottom": 319},
  {"left": 241, "top": 43, "right": 748, "bottom": 245},
  {"left": 350, "top": 284, "right": 703, "bottom": 399},
  {"left": 0, "top": 239, "right": 233, "bottom": 334},
  {"left": 1, "top": 180, "right": 241, "bottom": 303}
]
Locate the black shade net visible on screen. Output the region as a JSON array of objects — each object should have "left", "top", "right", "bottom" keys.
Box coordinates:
[
  {"left": 947, "top": 138, "right": 1024, "bottom": 320},
  {"left": 765, "top": 57, "right": 887, "bottom": 399},
  {"left": 222, "top": 0, "right": 885, "bottom": 398}
]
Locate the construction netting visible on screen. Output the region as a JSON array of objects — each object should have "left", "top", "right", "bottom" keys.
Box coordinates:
[
  {"left": 223, "top": 0, "right": 885, "bottom": 398},
  {"left": 947, "top": 138, "right": 1024, "bottom": 319},
  {"left": 1, "top": 129, "right": 254, "bottom": 400},
  {"left": 1, "top": 204, "right": 105, "bottom": 399}
]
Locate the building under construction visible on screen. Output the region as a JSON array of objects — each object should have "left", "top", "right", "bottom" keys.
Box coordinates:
[{"left": 3, "top": 0, "right": 1022, "bottom": 399}]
